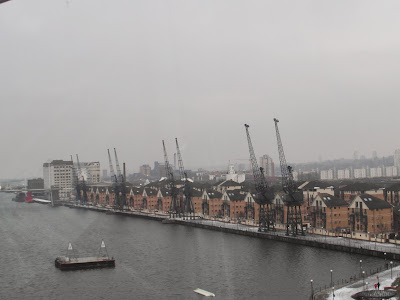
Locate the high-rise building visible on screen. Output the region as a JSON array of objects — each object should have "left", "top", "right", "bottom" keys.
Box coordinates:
[
  {"left": 44, "top": 160, "right": 100, "bottom": 200},
  {"left": 140, "top": 164, "right": 151, "bottom": 176},
  {"left": 43, "top": 160, "right": 73, "bottom": 199},
  {"left": 259, "top": 155, "right": 275, "bottom": 177},
  {"left": 27, "top": 178, "right": 44, "bottom": 190},
  {"left": 394, "top": 149, "right": 400, "bottom": 174},
  {"left": 102, "top": 169, "right": 108, "bottom": 181}
]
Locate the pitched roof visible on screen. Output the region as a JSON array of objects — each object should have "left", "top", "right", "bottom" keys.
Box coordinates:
[
  {"left": 219, "top": 180, "right": 242, "bottom": 187},
  {"left": 386, "top": 182, "right": 400, "bottom": 192},
  {"left": 300, "top": 180, "right": 333, "bottom": 190},
  {"left": 144, "top": 188, "right": 157, "bottom": 196},
  {"left": 132, "top": 187, "right": 144, "bottom": 195},
  {"left": 191, "top": 189, "right": 203, "bottom": 197},
  {"left": 158, "top": 188, "right": 170, "bottom": 197},
  {"left": 356, "top": 194, "right": 393, "bottom": 210},
  {"left": 317, "top": 193, "right": 348, "bottom": 208},
  {"left": 340, "top": 182, "right": 381, "bottom": 192},
  {"left": 205, "top": 190, "right": 222, "bottom": 199},
  {"left": 225, "top": 190, "right": 247, "bottom": 201}
]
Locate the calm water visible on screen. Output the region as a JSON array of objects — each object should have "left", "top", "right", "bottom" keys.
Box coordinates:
[{"left": 0, "top": 193, "right": 385, "bottom": 299}]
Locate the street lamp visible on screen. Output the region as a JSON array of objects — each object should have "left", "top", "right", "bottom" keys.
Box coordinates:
[
  {"left": 390, "top": 261, "right": 393, "bottom": 279},
  {"left": 310, "top": 279, "right": 314, "bottom": 300},
  {"left": 330, "top": 269, "right": 333, "bottom": 287},
  {"left": 362, "top": 271, "right": 365, "bottom": 289},
  {"left": 332, "top": 287, "right": 335, "bottom": 299},
  {"left": 384, "top": 252, "right": 387, "bottom": 269},
  {"left": 360, "top": 260, "right": 363, "bottom": 279},
  {"left": 366, "top": 281, "right": 369, "bottom": 291}
]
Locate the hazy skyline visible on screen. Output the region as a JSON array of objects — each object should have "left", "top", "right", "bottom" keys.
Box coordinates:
[{"left": 1, "top": 1, "right": 400, "bottom": 179}]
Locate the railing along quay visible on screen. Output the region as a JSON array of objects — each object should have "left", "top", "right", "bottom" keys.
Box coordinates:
[{"left": 67, "top": 204, "right": 400, "bottom": 260}]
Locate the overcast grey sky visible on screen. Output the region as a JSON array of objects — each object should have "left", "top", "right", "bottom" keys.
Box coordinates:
[{"left": 1, "top": 0, "right": 400, "bottom": 179}]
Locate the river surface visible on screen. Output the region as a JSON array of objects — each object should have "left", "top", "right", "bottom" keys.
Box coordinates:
[{"left": 0, "top": 193, "right": 385, "bottom": 299}]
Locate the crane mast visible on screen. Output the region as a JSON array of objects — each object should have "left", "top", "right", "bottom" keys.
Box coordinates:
[
  {"left": 175, "top": 138, "right": 195, "bottom": 220},
  {"left": 71, "top": 155, "right": 80, "bottom": 202},
  {"left": 114, "top": 148, "right": 126, "bottom": 210},
  {"left": 273, "top": 118, "right": 304, "bottom": 236},
  {"left": 107, "top": 149, "right": 119, "bottom": 208},
  {"left": 76, "top": 154, "right": 88, "bottom": 204},
  {"left": 244, "top": 124, "right": 275, "bottom": 231},
  {"left": 163, "top": 140, "right": 181, "bottom": 218}
]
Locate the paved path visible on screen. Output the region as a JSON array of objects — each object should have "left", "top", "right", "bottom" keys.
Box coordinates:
[{"left": 322, "top": 265, "right": 400, "bottom": 299}]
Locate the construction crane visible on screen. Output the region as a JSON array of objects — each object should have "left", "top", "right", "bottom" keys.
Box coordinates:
[
  {"left": 107, "top": 149, "right": 118, "bottom": 208},
  {"left": 273, "top": 118, "right": 304, "bottom": 236},
  {"left": 71, "top": 155, "right": 80, "bottom": 201},
  {"left": 76, "top": 154, "right": 88, "bottom": 204},
  {"left": 175, "top": 138, "right": 195, "bottom": 220},
  {"left": 163, "top": 140, "right": 181, "bottom": 218},
  {"left": 244, "top": 124, "right": 275, "bottom": 231},
  {"left": 114, "top": 148, "right": 126, "bottom": 210}
]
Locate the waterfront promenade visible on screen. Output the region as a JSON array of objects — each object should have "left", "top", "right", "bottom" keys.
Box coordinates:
[{"left": 315, "top": 264, "right": 400, "bottom": 299}]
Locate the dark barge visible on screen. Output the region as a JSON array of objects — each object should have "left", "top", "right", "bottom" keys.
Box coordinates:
[
  {"left": 55, "top": 240, "right": 114, "bottom": 270},
  {"left": 55, "top": 256, "right": 115, "bottom": 270}
]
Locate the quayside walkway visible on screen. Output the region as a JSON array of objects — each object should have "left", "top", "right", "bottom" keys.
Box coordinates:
[
  {"left": 313, "top": 264, "right": 400, "bottom": 299},
  {"left": 68, "top": 204, "right": 400, "bottom": 261}
]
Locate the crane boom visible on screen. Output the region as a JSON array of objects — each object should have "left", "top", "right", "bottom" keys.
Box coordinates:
[
  {"left": 114, "top": 148, "right": 126, "bottom": 210},
  {"left": 107, "top": 149, "right": 117, "bottom": 183},
  {"left": 71, "top": 155, "right": 80, "bottom": 201},
  {"left": 114, "top": 148, "right": 123, "bottom": 182},
  {"left": 76, "top": 154, "right": 88, "bottom": 204},
  {"left": 163, "top": 140, "right": 180, "bottom": 218},
  {"left": 244, "top": 124, "right": 271, "bottom": 203},
  {"left": 175, "top": 138, "right": 195, "bottom": 219},
  {"left": 273, "top": 118, "right": 302, "bottom": 202},
  {"left": 175, "top": 138, "right": 185, "bottom": 180},
  {"left": 244, "top": 124, "right": 274, "bottom": 231},
  {"left": 273, "top": 118, "right": 304, "bottom": 236},
  {"left": 163, "top": 140, "right": 173, "bottom": 182}
]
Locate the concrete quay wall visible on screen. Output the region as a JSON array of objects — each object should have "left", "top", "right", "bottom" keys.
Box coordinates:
[{"left": 67, "top": 204, "right": 400, "bottom": 261}]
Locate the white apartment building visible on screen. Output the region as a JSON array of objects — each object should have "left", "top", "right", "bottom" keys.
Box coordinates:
[
  {"left": 385, "top": 166, "right": 398, "bottom": 177},
  {"left": 337, "top": 169, "right": 351, "bottom": 179},
  {"left": 43, "top": 160, "right": 73, "bottom": 199},
  {"left": 320, "top": 169, "right": 334, "bottom": 180},
  {"left": 44, "top": 160, "right": 101, "bottom": 200},
  {"left": 369, "top": 167, "right": 383, "bottom": 178},
  {"left": 354, "top": 168, "right": 367, "bottom": 179}
]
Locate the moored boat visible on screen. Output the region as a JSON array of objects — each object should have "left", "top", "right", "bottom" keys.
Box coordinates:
[
  {"left": 55, "top": 241, "right": 115, "bottom": 271},
  {"left": 25, "top": 192, "right": 34, "bottom": 203},
  {"left": 12, "top": 192, "right": 26, "bottom": 202},
  {"left": 55, "top": 256, "right": 115, "bottom": 270}
]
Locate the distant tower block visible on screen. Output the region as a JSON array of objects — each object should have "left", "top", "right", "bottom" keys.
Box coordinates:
[{"left": 259, "top": 155, "right": 275, "bottom": 177}]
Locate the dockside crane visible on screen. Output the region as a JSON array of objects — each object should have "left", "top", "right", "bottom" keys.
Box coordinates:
[
  {"left": 244, "top": 124, "right": 275, "bottom": 231},
  {"left": 71, "top": 155, "right": 80, "bottom": 202},
  {"left": 273, "top": 118, "right": 304, "bottom": 236},
  {"left": 114, "top": 148, "right": 126, "bottom": 210},
  {"left": 76, "top": 154, "right": 88, "bottom": 204},
  {"left": 163, "top": 140, "right": 181, "bottom": 218},
  {"left": 175, "top": 138, "right": 195, "bottom": 220},
  {"left": 107, "top": 149, "right": 119, "bottom": 208}
]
